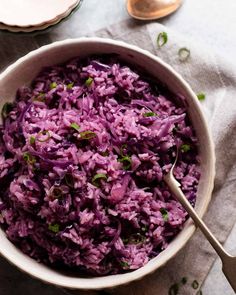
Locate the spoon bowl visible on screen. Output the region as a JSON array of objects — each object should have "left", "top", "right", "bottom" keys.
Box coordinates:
[{"left": 127, "top": 0, "right": 182, "bottom": 20}]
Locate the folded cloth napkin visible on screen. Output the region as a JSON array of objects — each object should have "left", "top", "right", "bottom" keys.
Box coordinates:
[{"left": 67, "top": 20, "right": 236, "bottom": 295}]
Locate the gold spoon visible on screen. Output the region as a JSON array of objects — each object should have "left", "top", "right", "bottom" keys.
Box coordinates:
[{"left": 126, "top": 0, "right": 182, "bottom": 20}]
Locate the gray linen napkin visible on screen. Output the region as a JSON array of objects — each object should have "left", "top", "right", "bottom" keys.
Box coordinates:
[{"left": 67, "top": 20, "right": 236, "bottom": 295}]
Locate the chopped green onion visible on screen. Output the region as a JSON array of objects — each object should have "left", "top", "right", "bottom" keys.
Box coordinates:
[
  {"left": 37, "top": 130, "right": 51, "bottom": 143},
  {"left": 48, "top": 223, "right": 60, "bottom": 233},
  {"left": 30, "top": 136, "right": 36, "bottom": 145},
  {"left": 67, "top": 82, "right": 74, "bottom": 89},
  {"left": 23, "top": 152, "right": 36, "bottom": 165},
  {"left": 34, "top": 93, "right": 45, "bottom": 102},
  {"left": 130, "top": 233, "right": 146, "bottom": 244},
  {"left": 51, "top": 188, "right": 63, "bottom": 199},
  {"left": 1, "top": 102, "right": 13, "bottom": 119},
  {"left": 50, "top": 82, "right": 57, "bottom": 89},
  {"left": 192, "top": 280, "right": 199, "bottom": 289},
  {"left": 92, "top": 173, "right": 107, "bottom": 187},
  {"left": 120, "top": 261, "right": 129, "bottom": 268},
  {"left": 178, "top": 47, "right": 191, "bottom": 62},
  {"left": 118, "top": 156, "right": 132, "bottom": 170},
  {"left": 197, "top": 93, "right": 206, "bottom": 101},
  {"left": 101, "top": 151, "right": 109, "bottom": 157},
  {"left": 180, "top": 144, "right": 191, "bottom": 153},
  {"left": 141, "top": 225, "right": 148, "bottom": 232},
  {"left": 123, "top": 233, "right": 146, "bottom": 245},
  {"left": 181, "top": 277, "right": 188, "bottom": 285},
  {"left": 32, "top": 165, "right": 40, "bottom": 173},
  {"left": 23, "top": 152, "right": 30, "bottom": 162},
  {"left": 70, "top": 122, "right": 80, "bottom": 131},
  {"left": 85, "top": 77, "right": 94, "bottom": 87},
  {"left": 120, "top": 144, "right": 128, "bottom": 157},
  {"left": 169, "top": 283, "right": 179, "bottom": 295},
  {"left": 157, "top": 32, "right": 168, "bottom": 48},
  {"left": 64, "top": 173, "right": 74, "bottom": 188},
  {"left": 143, "top": 112, "right": 157, "bottom": 117},
  {"left": 80, "top": 130, "right": 96, "bottom": 140},
  {"left": 160, "top": 208, "right": 169, "bottom": 222},
  {"left": 122, "top": 237, "right": 129, "bottom": 244}
]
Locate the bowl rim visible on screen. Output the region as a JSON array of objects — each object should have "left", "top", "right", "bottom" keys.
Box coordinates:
[{"left": 0, "top": 37, "right": 216, "bottom": 290}]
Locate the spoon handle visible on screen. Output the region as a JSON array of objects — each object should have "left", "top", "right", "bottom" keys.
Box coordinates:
[
  {"left": 165, "top": 175, "right": 236, "bottom": 292},
  {"left": 164, "top": 174, "right": 230, "bottom": 261}
]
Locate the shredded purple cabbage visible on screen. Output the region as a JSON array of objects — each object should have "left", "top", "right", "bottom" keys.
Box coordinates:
[{"left": 0, "top": 56, "right": 200, "bottom": 275}]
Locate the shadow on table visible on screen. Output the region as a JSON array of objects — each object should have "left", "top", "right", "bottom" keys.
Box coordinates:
[
  {"left": 0, "top": 256, "right": 65, "bottom": 295},
  {"left": 0, "top": 33, "right": 52, "bottom": 73}
]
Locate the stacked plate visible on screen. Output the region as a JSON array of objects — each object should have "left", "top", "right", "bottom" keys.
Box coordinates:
[{"left": 0, "top": 0, "right": 82, "bottom": 33}]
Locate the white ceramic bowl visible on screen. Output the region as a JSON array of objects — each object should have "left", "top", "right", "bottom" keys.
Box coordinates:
[{"left": 0, "top": 38, "right": 215, "bottom": 290}]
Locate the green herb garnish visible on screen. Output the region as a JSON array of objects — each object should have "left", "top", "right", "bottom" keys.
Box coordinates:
[
  {"left": 80, "top": 130, "right": 96, "bottom": 140},
  {"left": 33, "top": 93, "right": 45, "bottom": 102},
  {"left": 118, "top": 156, "right": 132, "bottom": 170},
  {"left": 178, "top": 47, "right": 191, "bottom": 62},
  {"left": 51, "top": 188, "right": 63, "bottom": 199},
  {"left": 122, "top": 237, "right": 129, "bottom": 244},
  {"left": 70, "top": 122, "right": 80, "bottom": 132},
  {"left": 160, "top": 208, "right": 169, "bottom": 222},
  {"left": 37, "top": 130, "right": 51, "bottom": 142},
  {"left": 64, "top": 173, "right": 74, "bottom": 188},
  {"left": 180, "top": 144, "right": 191, "bottom": 153},
  {"left": 23, "top": 152, "right": 36, "bottom": 165},
  {"left": 157, "top": 32, "right": 168, "bottom": 48},
  {"left": 48, "top": 223, "right": 60, "bottom": 233},
  {"left": 120, "top": 144, "right": 128, "bottom": 157},
  {"left": 85, "top": 77, "right": 93, "bottom": 87},
  {"left": 120, "top": 261, "right": 129, "bottom": 268},
  {"left": 196, "top": 290, "right": 203, "bottom": 295},
  {"left": 169, "top": 283, "right": 179, "bottom": 295},
  {"left": 67, "top": 82, "right": 74, "bottom": 89},
  {"left": 1, "top": 102, "right": 13, "bottom": 119},
  {"left": 130, "top": 233, "right": 146, "bottom": 244},
  {"left": 197, "top": 93, "right": 206, "bottom": 101},
  {"left": 141, "top": 225, "right": 148, "bottom": 232},
  {"left": 181, "top": 277, "right": 188, "bottom": 285},
  {"left": 92, "top": 173, "right": 107, "bottom": 187},
  {"left": 101, "top": 151, "right": 109, "bottom": 157},
  {"left": 123, "top": 233, "right": 146, "bottom": 245},
  {"left": 192, "top": 280, "right": 199, "bottom": 289},
  {"left": 50, "top": 82, "right": 57, "bottom": 89},
  {"left": 23, "top": 153, "right": 30, "bottom": 162},
  {"left": 143, "top": 112, "right": 157, "bottom": 117},
  {"left": 30, "top": 136, "right": 36, "bottom": 145}
]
